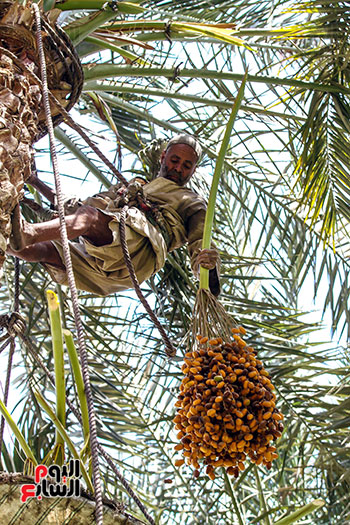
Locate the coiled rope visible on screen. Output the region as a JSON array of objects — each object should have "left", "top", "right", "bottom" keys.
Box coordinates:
[{"left": 33, "top": 5, "right": 104, "bottom": 524}]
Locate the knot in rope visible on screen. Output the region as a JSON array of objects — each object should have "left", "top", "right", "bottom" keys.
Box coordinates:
[
  {"left": 0, "top": 312, "right": 26, "bottom": 338},
  {"left": 118, "top": 180, "right": 172, "bottom": 249},
  {"left": 111, "top": 179, "right": 147, "bottom": 209}
]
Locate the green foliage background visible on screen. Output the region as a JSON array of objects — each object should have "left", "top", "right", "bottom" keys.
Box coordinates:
[{"left": 1, "top": 1, "right": 350, "bottom": 523}]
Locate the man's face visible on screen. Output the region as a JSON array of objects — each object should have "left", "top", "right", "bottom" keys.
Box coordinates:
[{"left": 158, "top": 144, "right": 197, "bottom": 186}]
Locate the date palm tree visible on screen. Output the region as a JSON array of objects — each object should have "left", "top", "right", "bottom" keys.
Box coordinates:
[{"left": 0, "top": 0, "right": 350, "bottom": 524}]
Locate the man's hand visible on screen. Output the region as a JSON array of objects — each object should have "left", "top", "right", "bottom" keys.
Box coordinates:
[{"left": 193, "top": 248, "right": 219, "bottom": 277}]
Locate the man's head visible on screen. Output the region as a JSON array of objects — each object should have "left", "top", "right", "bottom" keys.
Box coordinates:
[{"left": 158, "top": 134, "right": 202, "bottom": 186}]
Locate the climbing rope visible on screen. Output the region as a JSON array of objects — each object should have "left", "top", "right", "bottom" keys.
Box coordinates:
[
  {"left": 0, "top": 258, "right": 20, "bottom": 459},
  {"left": 0, "top": 338, "right": 12, "bottom": 355},
  {"left": 119, "top": 206, "right": 176, "bottom": 357},
  {"left": 33, "top": 5, "right": 104, "bottom": 524},
  {"left": 17, "top": 329, "right": 155, "bottom": 525},
  {"left": 0, "top": 340, "right": 14, "bottom": 457}
]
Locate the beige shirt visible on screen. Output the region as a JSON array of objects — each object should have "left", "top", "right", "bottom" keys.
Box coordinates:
[
  {"left": 45, "top": 177, "right": 210, "bottom": 296},
  {"left": 84, "top": 177, "right": 208, "bottom": 268}
]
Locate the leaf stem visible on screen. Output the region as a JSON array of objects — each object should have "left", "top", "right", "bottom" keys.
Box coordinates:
[
  {"left": 199, "top": 72, "right": 247, "bottom": 290},
  {"left": 34, "top": 390, "right": 94, "bottom": 493},
  {"left": 83, "top": 65, "right": 350, "bottom": 95},
  {"left": 0, "top": 399, "right": 37, "bottom": 466},
  {"left": 47, "top": 290, "right": 65, "bottom": 465},
  {"left": 224, "top": 471, "right": 245, "bottom": 525},
  {"left": 273, "top": 499, "right": 325, "bottom": 525},
  {"left": 63, "top": 330, "right": 90, "bottom": 447}
]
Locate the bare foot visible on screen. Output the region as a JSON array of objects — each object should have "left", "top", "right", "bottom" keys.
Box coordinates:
[
  {"left": 26, "top": 174, "right": 37, "bottom": 185},
  {"left": 9, "top": 204, "right": 37, "bottom": 251}
]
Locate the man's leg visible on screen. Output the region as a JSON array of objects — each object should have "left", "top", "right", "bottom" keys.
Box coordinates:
[
  {"left": 10, "top": 205, "right": 113, "bottom": 251},
  {"left": 7, "top": 241, "right": 65, "bottom": 268}
]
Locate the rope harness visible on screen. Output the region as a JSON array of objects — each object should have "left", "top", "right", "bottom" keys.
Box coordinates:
[
  {"left": 58, "top": 180, "right": 176, "bottom": 357},
  {"left": 112, "top": 179, "right": 172, "bottom": 249}
]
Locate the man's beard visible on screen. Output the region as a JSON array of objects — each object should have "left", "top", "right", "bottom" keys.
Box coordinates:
[{"left": 159, "top": 164, "right": 183, "bottom": 184}]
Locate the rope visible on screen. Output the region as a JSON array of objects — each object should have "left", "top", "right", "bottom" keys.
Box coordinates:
[
  {"left": 0, "top": 338, "right": 15, "bottom": 459},
  {"left": 119, "top": 206, "right": 176, "bottom": 357},
  {"left": 19, "top": 330, "right": 156, "bottom": 525},
  {"left": 0, "top": 339, "right": 11, "bottom": 355},
  {"left": 0, "top": 259, "right": 20, "bottom": 459},
  {"left": 13, "top": 257, "right": 20, "bottom": 312},
  {"left": 33, "top": 5, "right": 104, "bottom": 525},
  {"left": 64, "top": 113, "right": 128, "bottom": 186},
  {"left": 97, "top": 447, "right": 156, "bottom": 525}
]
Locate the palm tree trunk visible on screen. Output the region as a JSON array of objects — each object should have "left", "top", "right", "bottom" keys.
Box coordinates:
[
  {"left": 0, "top": 47, "right": 41, "bottom": 272},
  {"left": 0, "top": 0, "right": 83, "bottom": 275}
]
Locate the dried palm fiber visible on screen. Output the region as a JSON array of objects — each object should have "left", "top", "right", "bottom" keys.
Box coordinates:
[
  {"left": 173, "top": 76, "right": 284, "bottom": 480},
  {"left": 0, "top": 0, "right": 83, "bottom": 273}
]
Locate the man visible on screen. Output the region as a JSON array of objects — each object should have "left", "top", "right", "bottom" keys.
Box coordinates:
[{"left": 7, "top": 134, "right": 220, "bottom": 296}]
